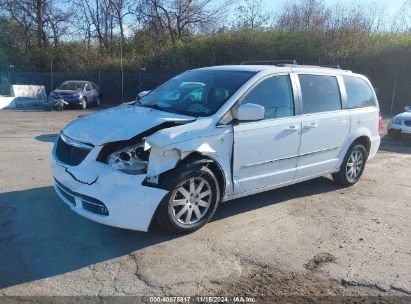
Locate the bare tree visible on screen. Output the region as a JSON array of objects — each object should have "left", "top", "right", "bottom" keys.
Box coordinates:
[
  {"left": 275, "top": 0, "right": 331, "bottom": 31},
  {"left": 0, "top": 0, "right": 74, "bottom": 48},
  {"left": 0, "top": 0, "right": 34, "bottom": 49},
  {"left": 45, "top": 1, "right": 74, "bottom": 47},
  {"left": 327, "top": 1, "right": 386, "bottom": 34},
  {"left": 81, "top": 0, "right": 115, "bottom": 50},
  {"left": 0, "top": 0, "right": 49, "bottom": 47},
  {"left": 138, "top": 0, "right": 229, "bottom": 44},
  {"left": 390, "top": 1, "right": 411, "bottom": 33},
  {"left": 109, "top": 0, "right": 136, "bottom": 43},
  {"left": 233, "top": 0, "right": 270, "bottom": 30}
]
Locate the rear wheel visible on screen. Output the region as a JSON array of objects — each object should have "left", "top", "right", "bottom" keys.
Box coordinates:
[
  {"left": 332, "top": 144, "right": 367, "bottom": 186},
  {"left": 156, "top": 165, "right": 220, "bottom": 234}
]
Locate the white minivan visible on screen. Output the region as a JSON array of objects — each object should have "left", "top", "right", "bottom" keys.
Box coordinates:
[{"left": 51, "top": 63, "right": 381, "bottom": 233}]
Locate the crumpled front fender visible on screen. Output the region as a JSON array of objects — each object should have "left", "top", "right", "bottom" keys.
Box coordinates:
[{"left": 144, "top": 124, "right": 234, "bottom": 199}]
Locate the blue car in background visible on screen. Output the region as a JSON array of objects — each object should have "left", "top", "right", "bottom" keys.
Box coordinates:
[{"left": 49, "top": 80, "right": 100, "bottom": 110}]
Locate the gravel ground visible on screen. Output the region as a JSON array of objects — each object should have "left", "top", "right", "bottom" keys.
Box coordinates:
[{"left": 0, "top": 107, "right": 410, "bottom": 302}]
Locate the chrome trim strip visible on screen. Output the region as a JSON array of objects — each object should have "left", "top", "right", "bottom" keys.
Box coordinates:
[
  {"left": 299, "top": 146, "right": 339, "bottom": 157},
  {"left": 81, "top": 199, "right": 103, "bottom": 207},
  {"left": 242, "top": 155, "right": 299, "bottom": 168},
  {"left": 241, "top": 147, "right": 340, "bottom": 169},
  {"left": 60, "top": 132, "right": 94, "bottom": 150}
]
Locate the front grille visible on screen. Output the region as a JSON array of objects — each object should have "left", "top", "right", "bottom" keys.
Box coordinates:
[
  {"left": 404, "top": 120, "right": 411, "bottom": 127},
  {"left": 55, "top": 135, "right": 92, "bottom": 166}
]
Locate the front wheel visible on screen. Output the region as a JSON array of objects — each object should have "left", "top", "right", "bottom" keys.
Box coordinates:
[
  {"left": 80, "top": 98, "right": 87, "bottom": 110},
  {"left": 156, "top": 166, "right": 220, "bottom": 234},
  {"left": 332, "top": 144, "right": 367, "bottom": 186}
]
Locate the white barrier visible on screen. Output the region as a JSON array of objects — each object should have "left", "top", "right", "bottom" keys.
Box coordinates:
[
  {"left": 0, "top": 85, "right": 47, "bottom": 109},
  {"left": 0, "top": 96, "right": 16, "bottom": 109}
]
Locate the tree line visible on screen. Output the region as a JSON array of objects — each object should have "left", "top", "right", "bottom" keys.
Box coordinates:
[{"left": 0, "top": 0, "right": 411, "bottom": 74}]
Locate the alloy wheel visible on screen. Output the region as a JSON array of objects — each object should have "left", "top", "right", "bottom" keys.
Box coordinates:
[
  {"left": 170, "top": 177, "right": 212, "bottom": 225},
  {"left": 346, "top": 150, "right": 364, "bottom": 182}
]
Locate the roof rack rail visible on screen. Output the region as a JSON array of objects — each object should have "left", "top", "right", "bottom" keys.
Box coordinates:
[
  {"left": 240, "top": 60, "right": 298, "bottom": 66},
  {"left": 318, "top": 64, "right": 341, "bottom": 69}
]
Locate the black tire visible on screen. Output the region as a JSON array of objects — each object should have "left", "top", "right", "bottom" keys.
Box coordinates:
[
  {"left": 332, "top": 144, "right": 367, "bottom": 187},
  {"left": 80, "top": 97, "right": 87, "bottom": 110},
  {"left": 53, "top": 105, "right": 63, "bottom": 111},
  {"left": 156, "top": 165, "right": 220, "bottom": 234},
  {"left": 388, "top": 129, "right": 401, "bottom": 140}
]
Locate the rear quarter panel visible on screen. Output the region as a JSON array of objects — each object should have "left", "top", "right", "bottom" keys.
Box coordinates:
[{"left": 335, "top": 107, "right": 380, "bottom": 170}]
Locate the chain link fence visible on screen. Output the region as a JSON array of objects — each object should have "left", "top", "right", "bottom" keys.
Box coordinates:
[
  {"left": 2, "top": 68, "right": 411, "bottom": 114},
  {"left": 5, "top": 70, "right": 175, "bottom": 104}
]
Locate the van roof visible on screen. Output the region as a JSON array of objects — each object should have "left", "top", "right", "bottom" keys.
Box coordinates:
[{"left": 196, "top": 65, "right": 356, "bottom": 76}]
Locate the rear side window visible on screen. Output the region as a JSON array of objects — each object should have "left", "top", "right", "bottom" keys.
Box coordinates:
[
  {"left": 299, "top": 75, "right": 341, "bottom": 114},
  {"left": 241, "top": 75, "right": 294, "bottom": 119},
  {"left": 343, "top": 76, "right": 376, "bottom": 108}
]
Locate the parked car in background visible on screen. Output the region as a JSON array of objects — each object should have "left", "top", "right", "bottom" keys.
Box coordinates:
[
  {"left": 136, "top": 90, "right": 151, "bottom": 101},
  {"left": 387, "top": 106, "right": 411, "bottom": 139},
  {"left": 51, "top": 63, "right": 381, "bottom": 234},
  {"left": 49, "top": 80, "right": 100, "bottom": 110}
]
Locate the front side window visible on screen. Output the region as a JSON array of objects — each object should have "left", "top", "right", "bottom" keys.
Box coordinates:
[
  {"left": 343, "top": 76, "right": 376, "bottom": 108},
  {"left": 240, "top": 75, "right": 295, "bottom": 119},
  {"left": 299, "top": 75, "right": 341, "bottom": 114},
  {"left": 139, "top": 70, "right": 256, "bottom": 117}
]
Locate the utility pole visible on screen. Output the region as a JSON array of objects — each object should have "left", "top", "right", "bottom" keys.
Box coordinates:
[
  {"left": 98, "top": 67, "right": 101, "bottom": 89},
  {"left": 390, "top": 77, "right": 397, "bottom": 116},
  {"left": 50, "top": 61, "right": 53, "bottom": 92},
  {"left": 139, "top": 67, "right": 146, "bottom": 92},
  {"left": 120, "top": 36, "right": 124, "bottom": 103}
]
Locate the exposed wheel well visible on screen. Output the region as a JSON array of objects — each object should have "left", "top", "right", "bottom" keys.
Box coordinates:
[
  {"left": 176, "top": 152, "right": 226, "bottom": 201},
  {"left": 148, "top": 152, "right": 226, "bottom": 231},
  {"left": 352, "top": 136, "right": 371, "bottom": 156}
]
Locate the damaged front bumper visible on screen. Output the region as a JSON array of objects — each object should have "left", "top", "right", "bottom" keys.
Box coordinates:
[
  {"left": 51, "top": 146, "right": 168, "bottom": 232},
  {"left": 388, "top": 122, "right": 411, "bottom": 137}
]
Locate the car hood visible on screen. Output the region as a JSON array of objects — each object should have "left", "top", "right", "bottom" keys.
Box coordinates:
[
  {"left": 62, "top": 104, "right": 195, "bottom": 145},
  {"left": 395, "top": 112, "right": 411, "bottom": 120}
]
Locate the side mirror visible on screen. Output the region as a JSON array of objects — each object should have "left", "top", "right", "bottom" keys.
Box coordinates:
[
  {"left": 137, "top": 90, "right": 150, "bottom": 100},
  {"left": 237, "top": 103, "right": 265, "bottom": 122}
]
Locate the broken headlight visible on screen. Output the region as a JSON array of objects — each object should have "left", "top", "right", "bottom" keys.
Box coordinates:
[
  {"left": 107, "top": 143, "right": 149, "bottom": 174},
  {"left": 391, "top": 117, "right": 402, "bottom": 125}
]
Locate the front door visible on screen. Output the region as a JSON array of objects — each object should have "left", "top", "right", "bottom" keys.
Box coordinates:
[
  {"left": 233, "top": 74, "right": 301, "bottom": 195},
  {"left": 84, "top": 83, "right": 93, "bottom": 102}
]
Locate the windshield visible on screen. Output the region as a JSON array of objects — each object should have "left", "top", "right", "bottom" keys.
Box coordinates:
[
  {"left": 138, "top": 70, "right": 256, "bottom": 117},
  {"left": 57, "top": 82, "right": 85, "bottom": 91}
]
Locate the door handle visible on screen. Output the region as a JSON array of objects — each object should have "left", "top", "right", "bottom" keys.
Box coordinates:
[
  {"left": 286, "top": 125, "right": 299, "bottom": 131},
  {"left": 304, "top": 122, "right": 319, "bottom": 129}
]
